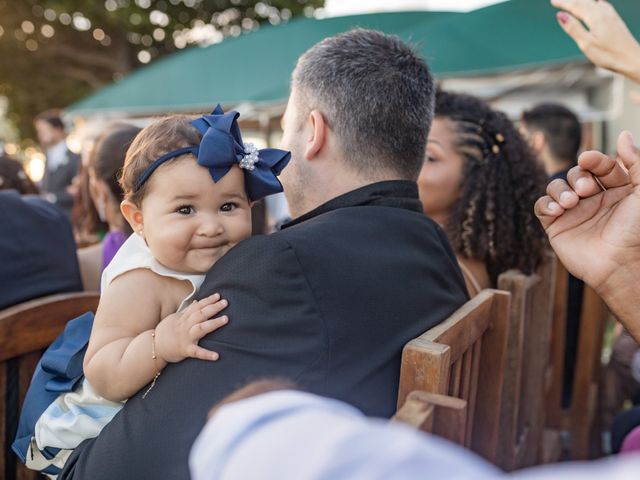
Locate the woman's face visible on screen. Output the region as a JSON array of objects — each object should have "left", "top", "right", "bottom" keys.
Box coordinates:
[{"left": 417, "top": 117, "right": 465, "bottom": 225}]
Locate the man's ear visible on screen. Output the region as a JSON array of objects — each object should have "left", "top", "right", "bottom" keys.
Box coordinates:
[
  {"left": 304, "top": 110, "right": 327, "bottom": 161},
  {"left": 121, "top": 200, "right": 144, "bottom": 235}
]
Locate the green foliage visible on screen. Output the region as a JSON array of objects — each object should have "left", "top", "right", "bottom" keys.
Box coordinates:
[{"left": 0, "top": 0, "right": 323, "bottom": 140}]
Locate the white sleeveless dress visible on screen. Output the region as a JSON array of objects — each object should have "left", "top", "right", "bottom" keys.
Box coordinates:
[{"left": 30, "top": 233, "right": 205, "bottom": 471}]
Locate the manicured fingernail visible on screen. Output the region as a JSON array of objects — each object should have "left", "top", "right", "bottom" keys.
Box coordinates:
[
  {"left": 221, "top": 299, "right": 228, "bottom": 306},
  {"left": 548, "top": 201, "right": 561, "bottom": 213},
  {"left": 221, "top": 316, "right": 228, "bottom": 323},
  {"left": 212, "top": 353, "right": 219, "bottom": 360},
  {"left": 560, "top": 191, "right": 574, "bottom": 204},
  {"left": 557, "top": 12, "right": 569, "bottom": 24}
]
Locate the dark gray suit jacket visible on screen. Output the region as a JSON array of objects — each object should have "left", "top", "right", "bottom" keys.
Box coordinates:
[
  {"left": 61, "top": 181, "right": 468, "bottom": 480},
  {"left": 41, "top": 146, "right": 79, "bottom": 218}
]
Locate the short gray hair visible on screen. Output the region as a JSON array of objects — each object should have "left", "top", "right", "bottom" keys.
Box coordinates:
[{"left": 292, "top": 29, "right": 435, "bottom": 180}]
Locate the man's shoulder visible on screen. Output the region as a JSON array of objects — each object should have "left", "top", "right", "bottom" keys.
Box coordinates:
[
  {"left": 0, "top": 191, "right": 67, "bottom": 225},
  {"left": 212, "top": 233, "right": 295, "bottom": 274}
]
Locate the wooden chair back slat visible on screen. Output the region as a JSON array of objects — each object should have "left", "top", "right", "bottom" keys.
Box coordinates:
[
  {"left": 546, "top": 261, "right": 569, "bottom": 429},
  {"left": 569, "top": 284, "right": 607, "bottom": 459},
  {"left": 495, "top": 256, "right": 556, "bottom": 471},
  {"left": 545, "top": 261, "right": 608, "bottom": 461},
  {"left": 0, "top": 292, "right": 100, "bottom": 480},
  {"left": 471, "top": 291, "right": 511, "bottom": 463},
  {"left": 465, "top": 339, "right": 482, "bottom": 446},
  {"left": 396, "top": 289, "right": 511, "bottom": 464},
  {"left": 449, "top": 358, "right": 462, "bottom": 397},
  {"left": 521, "top": 258, "right": 555, "bottom": 466}
]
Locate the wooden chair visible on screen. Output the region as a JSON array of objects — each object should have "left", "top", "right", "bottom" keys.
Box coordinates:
[
  {"left": 494, "top": 256, "right": 556, "bottom": 471},
  {"left": 0, "top": 292, "right": 100, "bottom": 480},
  {"left": 545, "top": 262, "right": 608, "bottom": 461},
  {"left": 393, "top": 391, "right": 467, "bottom": 445},
  {"left": 395, "top": 289, "right": 511, "bottom": 464}
]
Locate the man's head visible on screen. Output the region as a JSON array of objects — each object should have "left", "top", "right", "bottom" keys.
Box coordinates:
[
  {"left": 280, "top": 29, "right": 435, "bottom": 217},
  {"left": 520, "top": 103, "right": 582, "bottom": 176},
  {"left": 34, "top": 110, "right": 67, "bottom": 149}
]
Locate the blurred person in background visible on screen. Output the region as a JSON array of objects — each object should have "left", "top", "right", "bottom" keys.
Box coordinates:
[
  {"left": 34, "top": 110, "right": 80, "bottom": 218},
  {"left": 77, "top": 123, "right": 140, "bottom": 290},
  {"left": 0, "top": 152, "right": 82, "bottom": 307},
  {"left": 520, "top": 103, "right": 585, "bottom": 409},
  {"left": 0, "top": 189, "right": 82, "bottom": 309},
  {"left": 0, "top": 154, "right": 39, "bottom": 195},
  {"left": 418, "top": 90, "right": 548, "bottom": 296},
  {"left": 520, "top": 103, "right": 581, "bottom": 180}
]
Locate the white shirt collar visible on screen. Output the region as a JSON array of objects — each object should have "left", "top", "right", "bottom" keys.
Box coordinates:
[{"left": 46, "top": 141, "right": 69, "bottom": 171}]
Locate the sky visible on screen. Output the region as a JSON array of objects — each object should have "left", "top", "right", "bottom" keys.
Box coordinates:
[{"left": 323, "top": 0, "right": 508, "bottom": 16}]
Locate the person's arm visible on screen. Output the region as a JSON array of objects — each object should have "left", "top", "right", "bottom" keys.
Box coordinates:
[
  {"left": 190, "top": 388, "right": 500, "bottom": 480},
  {"left": 83, "top": 269, "right": 228, "bottom": 401},
  {"left": 534, "top": 130, "right": 640, "bottom": 340},
  {"left": 552, "top": 0, "right": 640, "bottom": 83}
]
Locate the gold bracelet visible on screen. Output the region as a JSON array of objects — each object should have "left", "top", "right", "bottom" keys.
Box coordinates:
[
  {"left": 143, "top": 330, "right": 161, "bottom": 399},
  {"left": 151, "top": 330, "right": 157, "bottom": 360}
]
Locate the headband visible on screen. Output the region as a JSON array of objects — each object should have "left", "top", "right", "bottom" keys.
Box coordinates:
[{"left": 134, "top": 105, "right": 291, "bottom": 202}]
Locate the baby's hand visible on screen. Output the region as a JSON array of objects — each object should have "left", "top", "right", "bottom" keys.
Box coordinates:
[{"left": 154, "top": 294, "right": 228, "bottom": 363}]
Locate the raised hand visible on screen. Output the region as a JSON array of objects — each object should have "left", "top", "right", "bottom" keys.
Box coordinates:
[
  {"left": 535, "top": 131, "right": 640, "bottom": 337},
  {"left": 154, "top": 293, "right": 229, "bottom": 363},
  {"left": 551, "top": 0, "right": 640, "bottom": 83}
]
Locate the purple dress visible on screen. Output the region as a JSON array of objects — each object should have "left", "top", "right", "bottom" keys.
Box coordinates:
[{"left": 101, "top": 231, "right": 128, "bottom": 271}]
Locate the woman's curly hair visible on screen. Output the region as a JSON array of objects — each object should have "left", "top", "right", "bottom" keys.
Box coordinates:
[{"left": 436, "top": 90, "right": 548, "bottom": 284}]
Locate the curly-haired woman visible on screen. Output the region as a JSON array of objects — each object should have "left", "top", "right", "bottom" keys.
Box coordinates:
[{"left": 418, "top": 90, "right": 548, "bottom": 295}]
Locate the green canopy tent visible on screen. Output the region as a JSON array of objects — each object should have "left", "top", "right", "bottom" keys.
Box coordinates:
[
  {"left": 65, "top": 0, "right": 640, "bottom": 118},
  {"left": 65, "top": 10, "right": 455, "bottom": 117}
]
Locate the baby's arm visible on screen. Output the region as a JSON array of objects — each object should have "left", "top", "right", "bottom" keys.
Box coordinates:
[{"left": 83, "top": 269, "right": 228, "bottom": 402}]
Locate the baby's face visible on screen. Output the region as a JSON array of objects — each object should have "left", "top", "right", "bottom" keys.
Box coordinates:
[{"left": 140, "top": 158, "right": 252, "bottom": 274}]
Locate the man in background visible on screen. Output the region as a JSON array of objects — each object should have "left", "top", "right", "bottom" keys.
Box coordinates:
[
  {"left": 0, "top": 190, "right": 82, "bottom": 309},
  {"left": 520, "top": 103, "right": 582, "bottom": 180},
  {"left": 520, "top": 103, "right": 584, "bottom": 408},
  {"left": 34, "top": 110, "right": 79, "bottom": 218}
]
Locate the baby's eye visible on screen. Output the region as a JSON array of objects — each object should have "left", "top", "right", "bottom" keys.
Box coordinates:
[
  {"left": 176, "top": 205, "right": 194, "bottom": 215},
  {"left": 425, "top": 154, "right": 436, "bottom": 163},
  {"left": 220, "top": 202, "right": 237, "bottom": 212}
]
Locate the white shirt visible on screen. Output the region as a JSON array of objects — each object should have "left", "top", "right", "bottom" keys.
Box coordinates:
[
  {"left": 45, "top": 140, "right": 69, "bottom": 171},
  {"left": 190, "top": 391, "right": 640, "bottom": 480},
  {"left": 101, "top": 233, "right": 205, "bottom": 311}
]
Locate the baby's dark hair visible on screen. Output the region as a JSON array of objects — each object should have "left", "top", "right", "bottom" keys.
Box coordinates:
[
  {"left": 120, "top": 115, "right": 201, "bottom": 206},
  {"left": 436, "top": 90, "right": 548, "bottom": 284}
]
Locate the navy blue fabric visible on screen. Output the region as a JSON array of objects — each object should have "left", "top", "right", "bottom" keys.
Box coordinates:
[
  {"left": 12, "top": 312, "right": 93, "bottom": 463},
  {"left": 134, "top": 105, "right": 290, "bottom": 202},
  {"left": 0, "top": 190, "right": 83, "bottom": 309}
]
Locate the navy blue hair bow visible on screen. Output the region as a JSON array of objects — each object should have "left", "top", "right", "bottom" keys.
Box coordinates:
[{"left": 134, "top": 105, "right": 290, "bottom": 202}]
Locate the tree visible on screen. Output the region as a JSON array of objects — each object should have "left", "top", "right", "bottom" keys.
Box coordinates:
[{"left": 0, "top": 0, "right": 323, "bottom": 140}]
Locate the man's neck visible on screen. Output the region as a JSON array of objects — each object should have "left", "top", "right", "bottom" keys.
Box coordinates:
[
  {"left": 291, "top": 175, "right": 396, "bottom": 219},
  {"left": 545, "top": 158, "right": 572, "bottom": 177}
]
